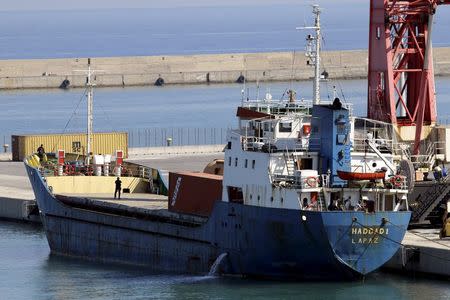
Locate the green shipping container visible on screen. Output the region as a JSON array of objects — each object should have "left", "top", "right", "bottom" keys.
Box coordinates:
[{"left": 12, "top": 132, "right": 128, "bottom": 161}]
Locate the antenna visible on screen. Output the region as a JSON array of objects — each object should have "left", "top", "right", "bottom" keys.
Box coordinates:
[
  {"left": 241, "top": 75, "right": 247, "bottom": 106},
  {"left": 297, "top": 4, "right": 322, "bottom": 105},
  {"left": 256, "top": 79, "right": 260, "bottom": 101}
]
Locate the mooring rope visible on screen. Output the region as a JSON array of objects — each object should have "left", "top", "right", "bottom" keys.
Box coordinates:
[
  {"left": 351, "top": 220, "right": 450, "bottom": 264},
  {"left": 332, "top": 219, "right": 355, "bottom": 248},
  {"left": 386, "top": 220, "right": 450, "bottom": 250}
]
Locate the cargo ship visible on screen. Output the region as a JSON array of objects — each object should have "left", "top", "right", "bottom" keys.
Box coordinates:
[{"left": 24, "top": 6, "right": 411, "bottom": 280}]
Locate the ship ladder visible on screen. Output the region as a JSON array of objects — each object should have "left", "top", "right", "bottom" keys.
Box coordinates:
[
  {"left": 283, "top": 146, "right": 296, "bottom": 176},
  {"left": 318, "top": 192, "right": 326, "bottom": 211}
]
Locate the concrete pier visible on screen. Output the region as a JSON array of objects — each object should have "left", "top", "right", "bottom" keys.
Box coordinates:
[
  {"left": 0, "top": 149, "right": 223, "bottom": 223},
  {"left": 384, "top": 229, "right": 450, "bottom": 278},
  {"left": 0, "top": 162, "right": 39, "bottom": 223},
  {"left": 1, "top": 48, "right": 450, "bottom": 90}
]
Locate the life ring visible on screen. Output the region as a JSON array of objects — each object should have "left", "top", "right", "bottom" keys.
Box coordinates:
[
  {"left": 305, "top": 176, "right": 318, "bottom": 188},
  {"left": 391, "top": 175, "right": 403, "bottom": 187}
]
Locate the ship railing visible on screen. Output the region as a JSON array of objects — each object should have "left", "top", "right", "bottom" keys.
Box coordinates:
[
  {"left": 39, "top": 162, "right": 93, "bottom": 177},
  {"left": 386, "top": 175, "right": 409, "bottom": 190},
  {"left": 241, "top": 99, "right": 313, "bottom": 112},
  {"left": 271, "top": 173, "right": 321, "bottom": 189},
  {"left": 407, "top": 141, "right": 446, "bottom": 170},
  {"left": 353, "top": 117, "right": 395, "bottom": 150},
  {"left": 271, "top": 174, "right": 302, "bottom": 188},
  {"left": 240, "top": 98, "right": 353, "bottom": 115},
  {"left": 241, "top": 135, "right": 317, "bottom": 152},
  {"left": 352, "top": 137, "right": 394, "bottom": 153},
  {"left": 236, "top": 128, "right": 321, "bottom": 152},
  {"left": 39, "top": 160, "right": 154, "bottom": 179},
  {"left": 241, "top": 136, "right": 277, "bottom": 152}
]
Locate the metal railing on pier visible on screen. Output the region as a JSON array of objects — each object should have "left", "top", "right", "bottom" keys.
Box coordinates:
[
  {"left": 118, "top": 127, "right": 228, "bottom": 148},
  {"left": 0, "top": 127, "right": 229, "bottom": 154}
]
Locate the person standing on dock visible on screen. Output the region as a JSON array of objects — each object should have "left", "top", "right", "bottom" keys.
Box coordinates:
[
  {"left": 114, "top": 177, "right": 122, "bottom": 199},
  {"left": 37, "top": 144, "right": 45, "bottom": 160}
]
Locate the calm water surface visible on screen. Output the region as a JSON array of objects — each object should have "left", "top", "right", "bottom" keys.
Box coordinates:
[
  {"left": 0, "top": 4, "right": 449, "bottom": 59},
  {"left": 0, "top": 221, "right": 449, "bottom": 300},
  {"left": 1, "top": 77, "right": 450, "bottom": 143}
]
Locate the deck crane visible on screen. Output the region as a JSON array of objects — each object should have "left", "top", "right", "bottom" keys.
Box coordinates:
[{"left": 367, "top": 0, "right": 450, "bottom": 155}]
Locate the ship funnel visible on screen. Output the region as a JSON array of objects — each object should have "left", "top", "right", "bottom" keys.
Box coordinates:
[{"left": 208, "top": 253, "right": 228, "bottom": 276}]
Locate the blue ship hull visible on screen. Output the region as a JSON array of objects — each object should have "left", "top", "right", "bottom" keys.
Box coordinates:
[{"left": 26, "top": 164, "right": 411, "bottom": 280}]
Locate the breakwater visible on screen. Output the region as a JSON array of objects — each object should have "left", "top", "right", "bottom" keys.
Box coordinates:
[{"left": 1, "top": 48, "right": 450, "bottom": 89}]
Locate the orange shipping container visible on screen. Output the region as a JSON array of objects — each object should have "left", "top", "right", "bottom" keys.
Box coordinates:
[{"left": 168, "top": 172, "right": 223, "bottom": 217}]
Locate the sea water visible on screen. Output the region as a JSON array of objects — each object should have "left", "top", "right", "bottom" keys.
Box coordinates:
[
  {"left": 0, "top": 221, "right": 449, "bottom": 300},
  {"left": 1, "top": 77, "right": 450, "bottom": 147},
  {"left": 0, "top": 3, "right": 449, "bottom": 59}
]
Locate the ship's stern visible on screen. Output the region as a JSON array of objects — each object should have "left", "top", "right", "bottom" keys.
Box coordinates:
[{"left": 321, "top": 211, "right": 411, "bottom": 275}]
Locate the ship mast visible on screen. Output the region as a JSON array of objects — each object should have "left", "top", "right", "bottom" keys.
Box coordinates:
[
  {"left": 300, "top": 5, "right": 322, "bottom": 105},
  {"left": 75, "top": 58, "right": 103, "bottom": 165},
  {"left": 86, "top": 58, "right": 94, "bottom": 165}
]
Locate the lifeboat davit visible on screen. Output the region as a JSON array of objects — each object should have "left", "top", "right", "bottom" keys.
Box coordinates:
[{"left": 337, "top": 170, "right": 386, "bottom": 181}]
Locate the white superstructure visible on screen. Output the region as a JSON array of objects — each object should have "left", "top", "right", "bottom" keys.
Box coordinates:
[{"left": 220, "top": 5, "right": 410, "bottom": 214}]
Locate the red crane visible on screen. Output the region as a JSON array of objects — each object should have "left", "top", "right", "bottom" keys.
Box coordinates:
[{"left": 367, "top": 0, "right": 450, "bottom": 155}]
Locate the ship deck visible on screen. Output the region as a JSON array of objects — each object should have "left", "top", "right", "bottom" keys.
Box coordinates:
[
  {"left": 55, "top": 192, "right": 207, "bottom": 224},
  {"left": 58, "top": 193, "right": 168, "bottom": 210}
]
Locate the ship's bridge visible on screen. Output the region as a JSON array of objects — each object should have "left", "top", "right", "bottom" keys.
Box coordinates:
[{"left": 236, "top": 115, "right": 315, "bottom": 153}]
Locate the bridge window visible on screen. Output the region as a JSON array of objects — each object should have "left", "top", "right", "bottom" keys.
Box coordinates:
[{"left": 279, "top": 122, "right": 292, "bottom": 133}]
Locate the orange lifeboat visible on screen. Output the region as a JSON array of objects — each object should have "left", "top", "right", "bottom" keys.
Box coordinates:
[{"left": 337, "top": 170, "right": 386, "bottom": 181}]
